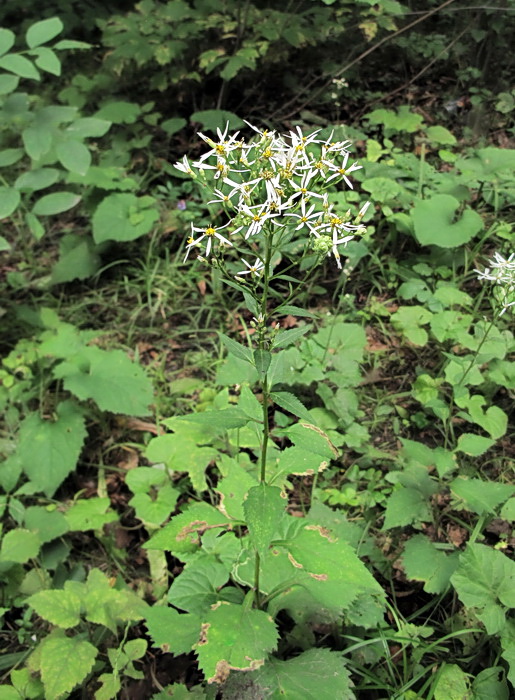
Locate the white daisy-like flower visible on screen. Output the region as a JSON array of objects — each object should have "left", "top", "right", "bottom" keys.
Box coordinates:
[
  {"left": 286, "top": 199, "right": 322, "bottom": 233},
  {"left": 184, "top": 221, "right": 236, "bottom": 260},
  {"left": 476, "top": 251, "right": 515, "bottom": 315},
  {"left": 325, "top": 152, "right": 362, "bottom": 188},
  {"left": 235, "top": 257, "right": 264, "bottom": 277},
  {"left": 174, "top": 155, "right": 194, "bottom": 176},
  {"left": 239, "top": 202, "right": 281, "bottom": 238}
]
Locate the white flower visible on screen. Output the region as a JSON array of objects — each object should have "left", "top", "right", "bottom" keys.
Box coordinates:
[
  {"left": 235, "top": 257, "right": 264, "bottom": 277},
  {"left": 476, "top": 251, "right": 515, "bottom": 315},
  {"left": 174, "top": 155, "right": 194, "bottom": 176},
  {"left": 325, "top": 151, "right": 362, "bottom": 187},
  {"left": 286, "top": 199, "right": 322, "bottom": 233},
  {"left": 184, "top": 221, "right": 235, "bottom": 260},
  {"left": 239, "top": 202, "right": 280, "bottom": 238}
]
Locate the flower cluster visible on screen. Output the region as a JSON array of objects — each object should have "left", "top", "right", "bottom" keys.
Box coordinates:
[
  {"left": 476, "top": 251, "right": 515, "bottom": 315},
  {"left": 175, "top": 122, "right": 369, "bottom": 273}
]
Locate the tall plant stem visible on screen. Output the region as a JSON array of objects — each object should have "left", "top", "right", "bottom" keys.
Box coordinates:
[{"left": 258, "top": 231, "right": 273, "bottom": 485}]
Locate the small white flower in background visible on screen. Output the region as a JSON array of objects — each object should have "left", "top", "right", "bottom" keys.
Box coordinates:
[
  {"left": 476, "top": 251, "right": 515, "bottom": 315},
  {"left": 235, "top": 258, "right": 265, "bottom": 278},
  {"left": 174, "top": 155, "right": 194, "bottom": 176}
]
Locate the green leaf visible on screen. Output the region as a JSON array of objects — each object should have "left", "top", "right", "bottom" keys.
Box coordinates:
[
  {"left": 168, "top": 557, "right": 230, "bottom": 614},
  {"left": 383, "top": 487, "right": 432, "bottom": 529},
  {"left": 190, "top": 109, "right": 244, "bottom": 133},
  {"left": 51, "top": 233, "right": 101, "bottom": 284},
  {"left": 195, "top": 602, "right": 278, "bottom": 684},
  {"left": 451, "top": 543, "right": 515, "bottom": 634},
  {"left": 28, "top": 588, "right": 81, "bottom": 628},
  {"left": 426, "top": 125, "right": 457, "bottom": 145},
  {"left": 0, "top": 28, "right": 15, "bottom": 57},
  {"left": 53, "top": 39, "right": 91, "bottom": 50},
  {"left": 22, "top": 126, "right": 52, "bottom": 160},
  {"left": 92, "top": 193, "right": 159, "bottom": 243},
  {"left": 26, "top": 17, "right": 63, "bottom": 48},
  {"left": 18, "top": 400, "right": 87, "bottom": 496},
  {"left": 0, "top": 147, "right": 24, "bottom": 166},
  {"left": 402, "top": 535, "right": 459, "bottom": 593},
  {"left": 144, "top": 502, "right": 227, "bottom": 554},
  {"left": 15, "top": 167, "right": 60, "bottom": 192},
  {"left": 78, "top": 568, "right": 146, "bottom": 633},
  {"left": 254, "top": 349, "right": 271, "bottom": 380},
  {"left": 0, "top": 73, "right": 19, "bottom": 93},
  {"left": 65, "top": 497, "right": 117, "bottom": 531},
  {"left": 279, "top": 423, "right": 338, "bottom": 460},
  {"left": 95, "top": 674, "right": 121, "bottom": 700},
  {"left": 271, "top": 391, "right": 313, "bottom": 423},
  {"left": 252, "top": 648, "right": 355, "bottom": 700},
  {"left": 276, "top": 305, "right": 317, "bottom": 319},
  {"left": 501, "top": 498, "right": 515, "bottom": 521},
  {"left": 455, "top": 433, "right": 495, "bottom": 457},
  {"left": 450, "top": 477, "right": 514, "bottom": 515},
  {"left": 412, "top": 195, "right": 483, "bottom": 248},
  {"left": 66, "top": 117, "right": 111, "bottom": 138},
  {"left": 53, "top": 346, "right": 153, "bottom": 415},
  {"left": 175, "top": 408, "right": 251, "bottom": 432},
  {"left": 32, "top": 47, "right": 61, "bottom": 76},
  {"left": 0, "top": 187, "right": 20, "bottom": 219},
  {"left": 0, "top": 528, "right": 40, "bottom": 563},
  {"left": 56, "top": 139, "right": 91, "bottom": 176},
  {"left": 216, "top": 456, "right": 258, "bottom": 521},
  {"left": 161, "top": 117, "right": 187, "bottom": 135},
  {"left": 39, "top": 629, "right": 97, "bottom": 699},
  {"left": 391, "top": 305, "right": 432, "bottom": 346},
  {"left": 0, "top": 54, "right": 39, "bottom": 80},
  {"left": 243, "top": 485, "right": 286, "bottom": 557},
  {"left": 219, "top": 332, "right": 254, "bottom": 364},
  {"left": 472, "top": 667, "right": 509, "bottom": 700},
  {"left": 24, "top": 506, "right": 68, "bottom": 542},
  {"left": 434, "top": 664, "right": 470, "bottom": 700},
  {"left": 273, "top": 326, "right": 311, "bottom": 349},
  {"left": 145, "top": 606, "right": 200, "bottom": 655},
  {"left": 32, "top": 191, "right": 81, "bottom": 216}
]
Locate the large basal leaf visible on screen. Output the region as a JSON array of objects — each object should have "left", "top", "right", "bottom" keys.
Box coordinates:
[
  {"left": 0, "top": 528, "right": 40, "bottom": 564},
  {"left": 168, "top": 556, "right": 230, "bottom": 614},
  {"left": 451, "top": 543, "right": 515, "bottom": 635},
  {"left": 17, "top": 400, "right": 87, "bottom": 496},
  {"left": 145, "top": 605, "right": 200, "bottom": 656},
  {"left": 92, "top": 193, "right": 159, "bottom": 243},
  {"left": 195, "top": 602, "right": 278, "bottom": 684},
  {"left": 243, "top": 484, "right": 287, "bottom": 557},
  {"left": 450, "top": 477, "right": 514, "bottom": 515},
  {"left": 37, "top": 629, "right": 97, "bottom": 699},
  {"left": 53, "top": 346, "right": 153, "bottom": 416},
  {"left": 402, "top": 534, "right": 459, "bottom": 594},
  {"left": 28, "top": 588, "right": 81, "bottom": 629},
  {"left": 412, "top": 194, "right": 483, "bottom": 248},
  {"left": 253, "top": 648, "right": 355, "bottom": 700}
]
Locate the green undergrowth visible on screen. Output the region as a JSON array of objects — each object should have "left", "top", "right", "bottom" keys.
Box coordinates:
[{"left": 0, "top": 10, "right": 514, "bottom": 700}]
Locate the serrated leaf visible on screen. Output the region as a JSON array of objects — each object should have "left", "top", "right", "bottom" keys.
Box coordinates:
[
  {"left": 216, "top": 457, "right": 258, "bottom": 520},
  {"left": 95, "top": 673, "right": 121, "bottom": 700},
  {"left": 403, "top": 535, "right": 459, "bottom": 593},
  {"left": 144, "top": 503, "right": 228, "bottom": 554},
  {"left": 28, "top": 589, "right": 81, "bottom": 628},
  {"left": 219, "top": 333, "right": 254, "bottom": 364},
  {"left": 17, "top": 400, "right": 87, "bottom": 496},
  {"left": 175, "top": 408, "right": 252, "bottom": 431},
  {"left": 39, "top": 629, "right": 97, "bottom": 699},
  {"left": 455, "top": 433, "right": 495, "bottom": 456},
  {"left": 243, "top": 485, "right": 286, "bottom": 557},
  {"left": 253, "top": 648, "right": 355, "bottom": 699},
  {"left": 56, "top": 139, "right": 91, "bottom": 175},
  {"left": 450, "top": 477, "right": 514, "bottom": 515},
  {"left": 280, "top": 423, "right": 338, "bottom": 459},
  {"left": 275, "top": 305, "right": 317, "bottom": 318},
  {"left": 0, "top": 528, "right": 40, "bottom": 563},
  {"left": 383, "top": 487, "right": 432, "bottom": 529},
  {"left": 145, "top": 606, "right": 200, "bottom": 655},
  {"left": 195, "top": 602, "right": 278, "bottom": 684},
  {"left": 168, "top": 557, "right": 230, "bottom": 614},
  {"left": 451, "top": 543, "right": 515, "bottom": 634},
  {"left": 273, "top": 326, "right": 311, "bottom": 349},
  {"left": 81, "top": 568, "right": 147, "bottom": 632},
  {"left": 271, "top": 391, "right": 313, "bottom": 423},
  {"left": 26, "top": 17, "right": 63, "bottom": 48},
  {"left": 32, "top": 191, "right": 81, "bottom": 216},
  {"left": 65, "top": 497, "right": 117, "bottom": 531},
  {"left": 53, "top": 346, "right": 153, "bottom": 415},
  {"left": 434, "top": 664, "right": 470, "bottom": 700}
]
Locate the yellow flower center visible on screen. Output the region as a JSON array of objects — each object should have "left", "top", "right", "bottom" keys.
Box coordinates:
[{"left": 205, "top": 227, "right": 216, "bottom": 236}]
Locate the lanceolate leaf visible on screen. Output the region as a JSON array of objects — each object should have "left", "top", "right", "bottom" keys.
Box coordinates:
[
  {"left": 219, "top": 332, "right": 254, "bottom": 364},
  {"left": 195, "top": 602, "right": 278, "bottom": 684},
  {"left": 271, "top": 391, "right": 313, "bottom": 423},
  {"left": 273, "top": 325, "right": 311, "bottom": 349}
]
